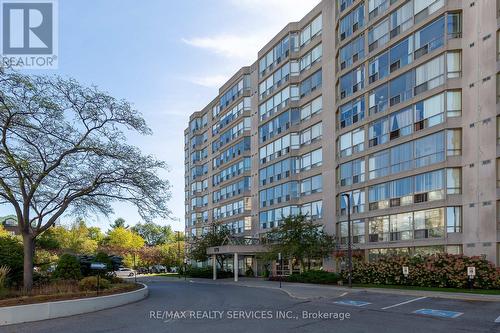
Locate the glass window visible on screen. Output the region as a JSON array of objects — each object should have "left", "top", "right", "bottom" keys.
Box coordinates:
[
  {"left": 368, "top": 51, "right": 389, "bottom": 83},
  {"left": 369, "top": 83, "right": 388, "bottom": 115},
  {"left": 446, "top": 206, "right": 462, "bottom": 233},
  {"left": 446, "top": 168, "right": 461, "bottom": 194},
  {"left": 446, "top": 129, "right": 462, "bottom": 156},
  {"left": 340, "top": 97, "right": 365, "bottom": 128}
]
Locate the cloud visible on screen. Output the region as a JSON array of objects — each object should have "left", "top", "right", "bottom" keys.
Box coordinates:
[
  {"left": 186, "top": 74, "right": 230, "bottom": 88},
  {"left": 182, "top": 35, "right": 264, "bottom": 62},
  {"left": 227, "top": 0, "right": 321, "bottom": 21}
]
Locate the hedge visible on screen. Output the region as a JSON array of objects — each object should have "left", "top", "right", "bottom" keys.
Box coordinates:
[
  {"left": 185, "top": 267, "right": 233, "bottom": 279},
  {"left": 269, "top": 270, "right": 340, "bottom": 285},
  {"left": 341, "top": 254, "right": 500, "bottom": 289}
]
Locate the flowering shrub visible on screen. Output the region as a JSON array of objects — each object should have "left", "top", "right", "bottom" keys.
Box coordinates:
[{"left": 341, "top": 254, "right": 500, "bottom": 289}]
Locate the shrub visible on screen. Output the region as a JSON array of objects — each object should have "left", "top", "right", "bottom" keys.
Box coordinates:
[
  {"left": 269, "top": 270, "right": 340, "bottom": 285},
  {"left": 185, "top": 267, "right": 233, "bottom": 279},
  {"left": 341, "top": 253, "right": 500, "bottom": 289},
  {"left": 53, "top": 254, "right": 82, "bottom": 280},
  {"left": 79, "top": 276, "right": 111, "bottom": 291},
  {"left": 0, "top": 237, "right": 23, "bottom": 286}
]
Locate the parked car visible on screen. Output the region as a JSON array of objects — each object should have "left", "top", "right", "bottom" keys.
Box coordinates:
[
  {"left": 113, "top": 267, "right": 136, "bottom": 277},
  {"left": 150, "top": 265, "right": 166, "bottom": 273}
]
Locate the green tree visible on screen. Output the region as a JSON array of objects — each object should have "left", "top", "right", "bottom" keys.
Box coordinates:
[
  {"left": 110, "top": 218, "right": 129, "bottom": 230},
  {"left": 105, "top": 227, "right": 145, "bottom": 252},
  {"left": 158, "top": 241, "right": 185, "bottom": 268},
  {"left": 0, "top": 237, "right": 23, "bottom": 285},
  {"left": 265, "top": 215, "right": 336, "bottom": 271},
  {"left": 189, "top": 224, "right": 231, "bottom": 269},
  {"left": 132, "top": 221, "right": 174, "bottom": 246},
  {"left": 0, "top": 71, "right": 172, "bottom": 289},
  {"left": 53, "top": 254, "right": 82, "bottom": 280}
]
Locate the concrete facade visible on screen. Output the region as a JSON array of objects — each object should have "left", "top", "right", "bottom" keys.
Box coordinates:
[{"left": 185, "top": 0, "right": 500, "bottom": 268}]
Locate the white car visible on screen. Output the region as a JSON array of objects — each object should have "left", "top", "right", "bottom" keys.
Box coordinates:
[{"left": 114, "top": 267, "right": 136, "bottom": 277}]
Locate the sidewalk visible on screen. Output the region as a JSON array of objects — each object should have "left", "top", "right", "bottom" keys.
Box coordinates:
[{"left": 138, "top": 275, "right": 500, "bottom": 302}]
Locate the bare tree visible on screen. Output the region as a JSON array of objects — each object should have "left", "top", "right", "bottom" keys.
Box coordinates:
[{"left": 0, "top": 70, "right": 171, "bottom": 289}]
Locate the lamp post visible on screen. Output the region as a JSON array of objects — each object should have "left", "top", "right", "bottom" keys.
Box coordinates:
[
  {"left": 341, "top": 193, "right": 352, "bottom": 288},
  {"left": 177, "top": 231, "right": 181, "bottom": 278}
]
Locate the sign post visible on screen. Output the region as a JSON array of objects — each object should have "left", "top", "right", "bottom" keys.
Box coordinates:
[
  {"left": 467, "top": 266, "right": 475, "bottom": 290},
  {"left": 278, "top": 253, "right": 282, "bottom": 289},
  {"left": 90, "top": 262, "right": 107, "bottom": 296}
]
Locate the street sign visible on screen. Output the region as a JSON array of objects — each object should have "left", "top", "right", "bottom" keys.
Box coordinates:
[
  {"left": 278, "top": 253, "right": 282, "bottom": 260},
  {"left": 402, "top": 266, "right": 409, "bottom": 277},
  {"left": 90, "top": 262, "right": 107, "bottom": 270},
  {"left": 467, "top": 266, "right": 476, "bottom": 277}
]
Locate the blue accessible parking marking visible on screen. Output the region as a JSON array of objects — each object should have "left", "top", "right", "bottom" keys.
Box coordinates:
[
  {"left": 414, "top": 309, "right": 463, "bottom": 319},
  {"left": 334, "top": 300, "right": 371, "bottom": 307}
]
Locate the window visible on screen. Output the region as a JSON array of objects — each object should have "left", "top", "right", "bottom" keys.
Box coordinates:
[
  {"left": 368, "top": 131, "right": 446, "bottom": 179},
  {"left": 259, "top": 86, "right": 299, "bottom": 121},
  {"left": 447, "top": 12, "right": 462, "bottom": 39},
  {"left": 368, "top": 51, "right": 389, "bottom": 83},
  {"left": 389, "top": 35, "right": 413, "bottom": 73},
  {"left": 369, "top": 150, "right": 390, "bottom": 179},
  {"left": 300, "top": 70, "right": 322, "bottom": 98},
  {"left": 389, "top": 107, "right": 413, "bottom": 139},
  {"left": 339, "top": 4, "right": 365, "bottom": 41},
  {"left": 339, "top": 190, "right": 365, "bottom": 215},
  {"left": 259, "top": 134, "right": 292, "bottom": 164},
  {"left": 447, "top": 51, "right": 461, "bottom": 78},
  {"left": 300, "top": 96, "right": 323, "bottom": 121},
  {"left": 300, "top": 44, "right": 322, "bottom": 72},
  {"left": 300, "top": 15, "right": 322, "bottom": 47},
  {"left": 369, "top": 83, "right": 388, "bottom": 114},
  {"left": 368, "top": 18, "right": 389, "bottom": 52},
  {"left": 259, "top": 34, "right": 294, "bottom": 77},
  {"left": 369, "top": 116, "right": 389, "bottom": 147},
  {"left": 259, "top": 182, "right": 298, "bottom": 208},
  {"left": 446, "top": 168, "right": 461, "bottom": 194},
  {"left": 301, "top": 175, "right": 323, "bottom": 196},
  {"left": 339, "top": 66, "right": 364, "bottom": 99},
  {"left": 339, "top": 219, "right": 365, "bottom": 244},
  {"left": 259, "top": 158, "right": 294, "bottom": 186},
  {"left": 389, "top": 1, "right": 413, "bottom": 39},
  {"left": 414, "top": 0, "right": 444, "bottom": 23},
  {"left": 339, "top": 35, "right": 365, "bottom": 70},
  {"left": 415, "top": 54, "right": 445, "bottom": 95},
  {"left": 446, "top": 91, "right": 461, "bottom": 117},
  {"left": 339, "top": 158, "right": 365, "bottom": 186},
  {"left": 414, "top": 131, "right": 445, "bottom": 168},
  {"left": 414, "top": 93, "right": 444, "bottom": 130},
  {"left": 414, "top": 16, "right": 445, "bottom": 59},
  {"left": 368, "top": 0, "right": 389, "bottom": 20},
  {"left": 259, "top": 110, "right": 299, "bottom": 143},
  {"left": 414, "top": 208, "right": 444, "bottom": 238},
  {"left": 390, "top": 70, "right": 414, "bottom": 106},
  {"left": 446, "top": 207, "right": 462, "bottom": 233},
  {"left": 298, "top": 148, "right": 323, "bottom": 171},
  {"left": 339, "top": 127, "right": 365, "bottom": 157},
  {"left": 337, "top": 0, "right": 354, "bottom": 13},
  {"left": 339, "top": 97, "right": 365, "bottom": 128},
  {"left": 446, "top": 129, "right": 462, "bottom": 156}
]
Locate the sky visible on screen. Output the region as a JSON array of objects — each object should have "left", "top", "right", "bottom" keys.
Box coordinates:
[{"left": 0, "top": 0, "right": 321, "bottom": 231}]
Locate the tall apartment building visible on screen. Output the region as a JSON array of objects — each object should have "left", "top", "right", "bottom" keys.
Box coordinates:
[{"left": 185, "top": 0, "right": 500, "bottom": 272}]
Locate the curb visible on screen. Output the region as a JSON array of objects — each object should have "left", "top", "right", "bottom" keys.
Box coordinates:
[{"left": 0, "top": 283, "right": 148, "bottom": 326}]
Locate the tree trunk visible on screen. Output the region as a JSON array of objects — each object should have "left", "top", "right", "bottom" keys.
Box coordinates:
[{"left": 22, "top": 233, "right": 34, "bottom": 290}]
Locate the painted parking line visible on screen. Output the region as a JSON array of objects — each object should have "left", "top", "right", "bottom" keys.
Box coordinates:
[
  {"left": 495, "top": 315, "right": 500, "bottom": 323},
  {"left": 414, "top": 309, "right": 463, "bottom": 319},
  {"left": 334, "top": 300, "right": 371, "bottom": 307},
  {"left": 381, "top": 297, "right": 428, "bottom": 310}
]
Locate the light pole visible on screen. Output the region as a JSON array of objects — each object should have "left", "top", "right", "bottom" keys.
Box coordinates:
[
  {"left": 341, "top": 193, "right": 352, "bottom": 288},
  {"left": 177, "top": 231, "right": 181, "bottom": 278}
]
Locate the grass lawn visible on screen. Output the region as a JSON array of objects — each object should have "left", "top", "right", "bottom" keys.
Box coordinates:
[
  {"left": 0, "top": 283, "right": 142, "bottom": 307},
  {"left": 352, "top": 284, "right": 500, "bottom": 295}
]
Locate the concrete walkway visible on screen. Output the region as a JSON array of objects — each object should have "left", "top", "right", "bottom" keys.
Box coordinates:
[{"left": 137, "top": 275, "right": 500, "bottom": 302}]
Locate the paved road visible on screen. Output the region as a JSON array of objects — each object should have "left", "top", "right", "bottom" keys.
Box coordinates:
[{"left": 1, "top": 279, "right": 500, "bottom": 333}]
